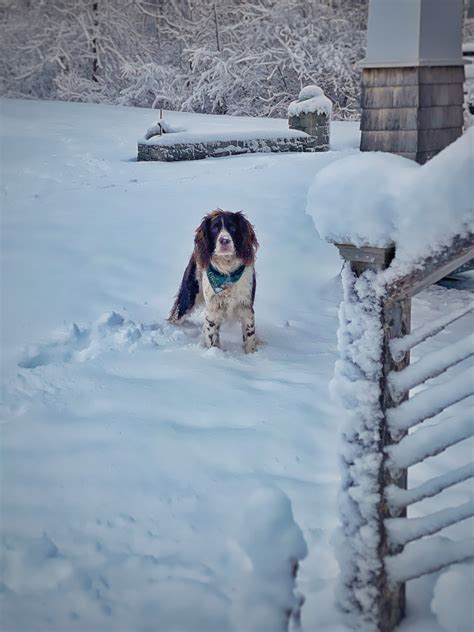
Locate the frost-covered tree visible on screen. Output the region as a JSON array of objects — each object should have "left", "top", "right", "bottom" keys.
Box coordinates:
[{"left": 0, "top": 0, "right": 368, "bottom": 119}]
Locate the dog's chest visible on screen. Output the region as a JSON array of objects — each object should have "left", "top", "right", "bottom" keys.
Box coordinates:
[{"left": 202, "top": 265, "right": 253, "bottom": 316}]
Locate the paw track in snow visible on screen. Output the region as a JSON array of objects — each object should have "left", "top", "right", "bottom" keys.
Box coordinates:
[{"left": 17, "top": 311, "right": 201, "bottom": 370}]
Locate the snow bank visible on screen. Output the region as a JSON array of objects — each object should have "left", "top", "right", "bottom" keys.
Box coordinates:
[
  {"left": 307, "top": 128, "right": 474, "bottom": 273},
  {"left": 431, "top": 563, "right": 474, "bottom": 632},
  {"left": 230, "top": 487, "right": 307, "bottom": 632},
  {"left": 288, "top": 85, "right": 333, "bottom": 118}
]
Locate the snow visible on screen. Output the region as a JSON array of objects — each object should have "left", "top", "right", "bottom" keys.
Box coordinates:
[
  {"left": 144, "top": 119, "right": 186, "bottom": 140},
  {"left": 390, "top": 303, "right": 474, "bottom": 362},
  {"left": 387, "top": 372, "right": 473, "bottom": 434},
  {"left": 0, "top": 97, "right": 353, "bottom": 632},
  {"left": 386, "top": 464, "right": 474, "bottom": 510},
  {"left": 431, "top": 563, "right": 474, "bottom": 632},
  {"left": 230, "top": 487, "right": 308, "bottom": 632},
  {"left": 329, "top": 265, "right": 384, "bottom": 631},
  {"left": 386, "top": 501, "right": 474, "bottom": 547},
  {"left": 1, "top": 97, "right": 473, "bottom": 632},
  {"left": 388, "top": 334, "right": 474, "bottom": 401},
  {"left": 306, "top": 128, "right": 474, "bottom": 277},
  {"left": 141, "top": 112, "right": 311, "bottom": 145},
  {"left": 387, "top": 410, "right": 474, "bottom": 470},
  {"left": 288, "top": 85, "right": 333, "bottom": 118},
  {"left": 387, "top": 537, "right": 474, "bottom": 584}
]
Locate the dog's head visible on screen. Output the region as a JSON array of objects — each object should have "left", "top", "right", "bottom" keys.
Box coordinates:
[{"left": 194, "top": 209, "right": 258, "bottom": 268}]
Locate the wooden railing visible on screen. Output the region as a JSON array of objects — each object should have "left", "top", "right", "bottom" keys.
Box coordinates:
[{"left": 333, "top": 234, "right": 474, "bottom": 632}]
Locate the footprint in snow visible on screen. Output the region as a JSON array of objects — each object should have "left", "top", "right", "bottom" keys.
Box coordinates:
[{"left": 17, "top": 311, "right": 201, "bottom": 369}]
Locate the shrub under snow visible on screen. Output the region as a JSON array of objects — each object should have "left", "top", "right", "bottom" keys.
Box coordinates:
[{"left": 0, "top": 0, "right": 367, "bottom": 120}]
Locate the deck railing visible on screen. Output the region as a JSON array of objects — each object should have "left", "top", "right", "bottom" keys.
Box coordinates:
[{"left": 333, "top": 234, "right": 474, "bottom": 632}]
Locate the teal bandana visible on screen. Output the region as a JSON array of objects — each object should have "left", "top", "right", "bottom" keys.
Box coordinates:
[{"left": 207, "top": 263, "right": 246, "bottom": 294}]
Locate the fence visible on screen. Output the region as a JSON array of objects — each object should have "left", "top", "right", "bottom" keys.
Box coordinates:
[{"left": 333, "top": 234, "right": 474, "bottom": 631}]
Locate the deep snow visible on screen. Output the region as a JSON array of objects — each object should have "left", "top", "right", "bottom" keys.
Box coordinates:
[
  {"left": 307, "top": 130, "right": 474, "bottom": 276},
  {"left": 1, "top": 98, "right": 472, "bottom": 632}
]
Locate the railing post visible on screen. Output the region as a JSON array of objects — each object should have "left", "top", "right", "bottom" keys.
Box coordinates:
[{"left": 335, "top": 243, "right": 411, "bottom": 631}]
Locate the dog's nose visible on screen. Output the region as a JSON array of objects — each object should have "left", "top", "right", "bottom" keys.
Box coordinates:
[{"left": 219, "top": 237, "right": 231, "bottom": 245}]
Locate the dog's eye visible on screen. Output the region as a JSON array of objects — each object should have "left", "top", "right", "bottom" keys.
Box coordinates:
[
  {"left": 211, "top": 224, "right": 220, "bottom": 234},
  {"left": 228, "top": 224, "right": 236, "bottom": 233}
]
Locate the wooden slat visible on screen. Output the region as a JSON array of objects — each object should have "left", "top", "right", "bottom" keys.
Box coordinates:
[
  {"left": 418, "top": 106, "right": 463, "bottom": 129},
  {"left": 386, "top": 537, "right": 474, "bottom": 583},
  {"left": 415, "top": 149, "right": 439, "bottom": 164},
  {"left": 386, "top": 500, "right": 474, "bottom": 547},
  {"left": 387, "top": 372, "right": 473, "bottom": 434},
  {"left": 336, "top": 243, "right": 409, "bottom": 629},
  {"left": 361, "top": 84, "right": 464, "bottom": 109},
  {"left": 418, "top": 127, "right": 462, "bottom": 151},
  {"left": 418, "top": 66, "right": 465, "bottom": 85},
  {"left": 360, "top": 130, "right": 418, "bottom": 152},
  {"left": 335, "top": 244, "right": 395, "bottom": 267},
  {"left": 361, "top": 127, "right": 462, "bottom": 153},
  {"left": 390, "top": 302, "right": 474, "bottom": 360},
  {"left": 361, "top": 108, "right": 417, "bottom": 132},
  {"left": 386, "top": 463, "right": 474, "bottom": 509},
  {"left": 387, "top": 234, "right": 474, "bottom": 300},
  {"left": 388, "top": 334, "right": 474, "bottom": 399},
  {"left": 362, "top": 67, "right": 419, "bottom": 88},
  {"left": 360, "top": 106, "right": 463, "bottom": 132},
  {"left": 361, "top": 86, "right": 419, "bottom": 109},
  {"left": 419, "top": 83, "right": 464, "bottom": 107},
  {"left": 387, "top": 410, "right": 474, "bottom": 469},
  {"left": 361, "top": 66, "right": 464, "bottom": 89}
]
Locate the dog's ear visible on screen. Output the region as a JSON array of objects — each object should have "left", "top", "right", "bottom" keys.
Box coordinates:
[
  {"left": 235, "top": 212, "right": 259, "bottom": 265},
  {"left": 194, "top": 216, "right": 212, "bottom": 268}
]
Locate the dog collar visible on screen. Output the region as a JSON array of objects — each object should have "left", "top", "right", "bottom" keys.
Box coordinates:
[{"left": 207, "top": 263, "right": 246, "bottom": 294}]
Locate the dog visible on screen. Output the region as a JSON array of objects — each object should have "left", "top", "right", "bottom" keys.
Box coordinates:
[{"left": 169, "top": 209, "right": 259, "bottom": 353}]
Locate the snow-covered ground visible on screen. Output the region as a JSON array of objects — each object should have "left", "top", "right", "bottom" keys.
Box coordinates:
[{"left": 1, "top": 98, "right": 472, "bottom": 631}]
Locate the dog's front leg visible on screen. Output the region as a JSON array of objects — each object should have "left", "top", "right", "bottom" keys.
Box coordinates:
[
  {"left": 203, "top": 313, "right": 221, "bottom": 349},
  {"left": 240, "top": 307, "right": 256, "bottom": 353}
]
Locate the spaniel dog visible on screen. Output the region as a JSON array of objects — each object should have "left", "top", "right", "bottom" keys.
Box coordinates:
[{"left": 169, "top": 209, "right": 259, "bottom": 353}]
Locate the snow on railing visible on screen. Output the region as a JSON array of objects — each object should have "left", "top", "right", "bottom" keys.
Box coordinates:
[
  {"left": 333, "top": 234, "right": 474, "bottom": 632},
  {"left": 387, "top": 372, "right": 473, "bottom": 435},
  {"left": 390, "top": 303, "right": 474, "bottom": 362}
]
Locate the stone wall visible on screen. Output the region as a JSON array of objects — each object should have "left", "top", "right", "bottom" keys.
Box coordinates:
[{"left": 137, "top": 135, "right": 327, "bottom": 162}]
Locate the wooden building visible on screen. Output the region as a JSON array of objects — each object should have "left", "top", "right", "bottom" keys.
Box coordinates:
[{"left": 358, "top": 0, "right": 467, "bottom": 164}]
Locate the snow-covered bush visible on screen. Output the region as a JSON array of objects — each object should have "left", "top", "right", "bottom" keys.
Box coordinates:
[{"left": 0, "top": 0, "right": 367, "bottom": 120}]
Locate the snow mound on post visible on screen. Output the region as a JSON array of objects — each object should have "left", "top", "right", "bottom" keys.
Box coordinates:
[
  {"left": 431, "top": 563, "right": 474, "bottom": 632},
  {"left": 306, "top": 128, "right": 474, "bottom": 271},
  {"left": 298, "top": 85, "right": 324, "bottom": 100},
  {"left": 307, "top": 152, "right": 416, "bottom": 247},
  {"left": 230, "top": 487, "right": 307, "bottom": 632},
  {"left": 288, "top": 85, "right": 333, "bottom": 117}
]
